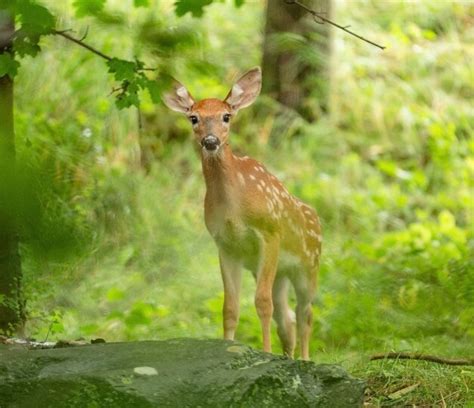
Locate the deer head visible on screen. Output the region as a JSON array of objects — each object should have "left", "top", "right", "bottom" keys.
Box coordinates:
[{"left": 163, "top": 67, "right": 262, "bottom": 155}]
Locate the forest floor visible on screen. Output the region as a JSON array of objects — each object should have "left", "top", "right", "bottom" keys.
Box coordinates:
[{"left": 321, "top": 351, "right": 474, "bottom": 407}]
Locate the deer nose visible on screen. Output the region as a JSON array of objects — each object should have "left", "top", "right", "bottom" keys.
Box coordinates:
[{"left": 201, "top": 135, "right": 220, "bottom": 151}]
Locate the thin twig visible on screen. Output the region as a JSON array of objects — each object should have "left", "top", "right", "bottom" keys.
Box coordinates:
[
  {"left": 53, "top": 29, "right": 112, "bottom": 61},
  {"left": 109, "top": 87, "right": 123, "bottom": 96},
  {"left": 370, "top": 352, "right": 474, "bottom": 366},
  {"left": 284, "top": 0, "right": 386, "bottom": 50},
  {"left": 78, "top": 26, "right": 89, "bottom": 42},
  {"left": 53, "top": 29, "right": 158, "bottom": 72}
]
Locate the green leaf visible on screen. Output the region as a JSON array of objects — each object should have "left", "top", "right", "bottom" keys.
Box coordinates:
[
  {"left": 14, "top": 31, "right": 42, "bottom": 57},
  {"left": 144, "top": 80, "right": 162, "bottom": 104},
  {"left": 234, "top": 0, "right": 245, "bottom": 7},
  {"left": 18, "top": 1, "right": 56, "bottom": 35},
  {"left": 0, "top": 1, "right": 55, "bottom": 58},
  {"left": 73, "top": 0, "right": 107, "bottom": 17},
  {"left": 0, "top": 54, "right": 20, "bottom": 78},
  {"left": 134, "top": 0, "right": 149, "bottom": 7},
  {"left": 107, "top": 58, "right": 138, "bottom": 81},
  {"left": 174, "top": 0, "right": 213, "bottom": 18},
  {"left": 106, "top": 58, "right": 152, "bottom": 109},
  {"left": 115, "top": 82, "right": 140, "bottom": 109}
]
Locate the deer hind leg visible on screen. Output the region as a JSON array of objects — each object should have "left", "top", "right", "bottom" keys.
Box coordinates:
[
  {"left": 292, "top": 270, "right": 317, "bottom": 360},
  {"left": 272, "top": 276, "right": 296, "bottom": 358},
  {"left": 219, "top": 249, "right": 242, "bottom": 341}
]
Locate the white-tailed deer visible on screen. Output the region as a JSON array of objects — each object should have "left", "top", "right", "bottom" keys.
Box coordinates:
[{"left": 163, "top": 67, "right": 321, "bottom": 360}]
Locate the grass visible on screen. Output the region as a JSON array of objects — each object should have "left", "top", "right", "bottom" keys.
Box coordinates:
[
  {"left": 359, "top": 359, "right": 473, "bottom": 407},
  {"left": 317, "top": 351, "right": 474, "bottom": 406}
]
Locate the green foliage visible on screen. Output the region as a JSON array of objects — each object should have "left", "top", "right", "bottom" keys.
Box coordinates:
[
  {"left": 174, "top": 0, "right": 214, "bottom": 18},
  {"left": 105, "top": 57, "right": 170, "bottom": 109},
  {"left": 0, "top": 0, "right": 242, "bottom": 109},
  {"left": 73, "top": 0, "right": 106, "bottom": 17},
  {"left": 0, "top": 0, "right": 55, "bottom": 59},
  {"left": 174, "top": 0, "right": 245, "bottom": 17},
  {"left": 7, "top": 4, "right": 473, "bottom": 406},
  {"left": 15, "top": 0, "right": 55, "bottom": 35},
  {"left": 133, "top": 0, "right": 149, "bottom": 7},
  {"left": 0, "top": 54, "right": 20, "bottom": 78}
]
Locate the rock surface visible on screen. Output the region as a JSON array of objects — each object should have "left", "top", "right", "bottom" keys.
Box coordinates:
[{"left": 0, "top": 338, "right": 365, "bottom": 407}]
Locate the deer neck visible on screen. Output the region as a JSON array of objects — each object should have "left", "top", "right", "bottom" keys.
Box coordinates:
[{"left": 201, "top": 143, "right": 238, "bottom": 204}]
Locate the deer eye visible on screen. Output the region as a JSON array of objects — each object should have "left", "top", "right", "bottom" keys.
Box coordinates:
[
  {"left": 223, "top": 113, "right": 231, "bottom": 123},
  {"left": 189, "top": 115, "right": 199, "bottom": 125}
]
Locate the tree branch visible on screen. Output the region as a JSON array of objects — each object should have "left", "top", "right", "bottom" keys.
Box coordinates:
[
  {"left": 53, "top": 29, "right": 157, "bottom": 72},
  {"left": 53, "top": 29, "right": 112, "bottom": 61},
  {"left": 284, "top": 0, "right": 386, "bottom": 50},
  {"left": 370, "top": 352, "right": 474, "bottom": 366}
]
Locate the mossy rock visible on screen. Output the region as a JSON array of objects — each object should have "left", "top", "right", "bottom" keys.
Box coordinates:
[{"left": 0, "top": 338, "right": 365, "bottom": 407}]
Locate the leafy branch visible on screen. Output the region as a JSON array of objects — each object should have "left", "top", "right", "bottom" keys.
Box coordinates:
[
  {"left": 52, "top": 29, "right": 162, "bottom": 109},
  {"left": 284, "top": 0, "right": 386, "bottom": 50},
  {"left": 0, "top": 0, "right": 167, "bottom": 109}
]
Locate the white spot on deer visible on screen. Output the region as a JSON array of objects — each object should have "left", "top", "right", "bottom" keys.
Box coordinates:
[
  {"left": 257, "top": 184, "right": 263, "bottom": 192},
  {"left": 249, "top": 174, "right": 256, "bottom": 181},
  {"left": 237, "top": 172, "right": 245, "bottom": 186}
]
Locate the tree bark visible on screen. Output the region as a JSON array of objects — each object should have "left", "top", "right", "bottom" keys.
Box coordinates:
[
  {"left": 0, "top": 10, "right": 25, "bottom": 334},
  {"left": 262, "top": 0, "right": 332, "bottom": 121}
]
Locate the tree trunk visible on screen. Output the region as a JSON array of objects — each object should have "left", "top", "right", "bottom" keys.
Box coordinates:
[
  {"left": 0, "top": 10, "right": 24, "bottom": 334},
  {"left": 262, "top": 0, "right": 332, "bottom": 121}
]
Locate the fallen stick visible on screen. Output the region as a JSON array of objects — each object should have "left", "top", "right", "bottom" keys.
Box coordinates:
[{"left": 370, "top": 352, "right": 474, "bottom": 366}]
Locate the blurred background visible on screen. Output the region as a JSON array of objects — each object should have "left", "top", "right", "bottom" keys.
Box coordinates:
[{"left": 6, "top": 0, "right": 473, "bottom": 382}]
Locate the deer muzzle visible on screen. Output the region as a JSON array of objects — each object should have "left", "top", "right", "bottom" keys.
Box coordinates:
[{"left": 201, "top": 135, "right": 220, "bottom": 151}]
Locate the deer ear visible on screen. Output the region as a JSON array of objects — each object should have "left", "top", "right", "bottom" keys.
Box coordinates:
[
  {"left": 224, "top": 67, "right": 262, "bottom": 113},
  {"left": 162, "top": 79, "right": 195, "bottom": 113}
]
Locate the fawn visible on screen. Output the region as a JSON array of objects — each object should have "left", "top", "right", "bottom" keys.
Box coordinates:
[{"left": 163, "top": 67, "right": 321, "bottom": 360}]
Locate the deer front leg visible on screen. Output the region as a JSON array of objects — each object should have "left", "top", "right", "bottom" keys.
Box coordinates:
[
  {"left": 255, "top": 234, "right": 280, "bottom": 353},
  {"left": 219, "top": 249, "right": 242, "bottom": 340}
]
